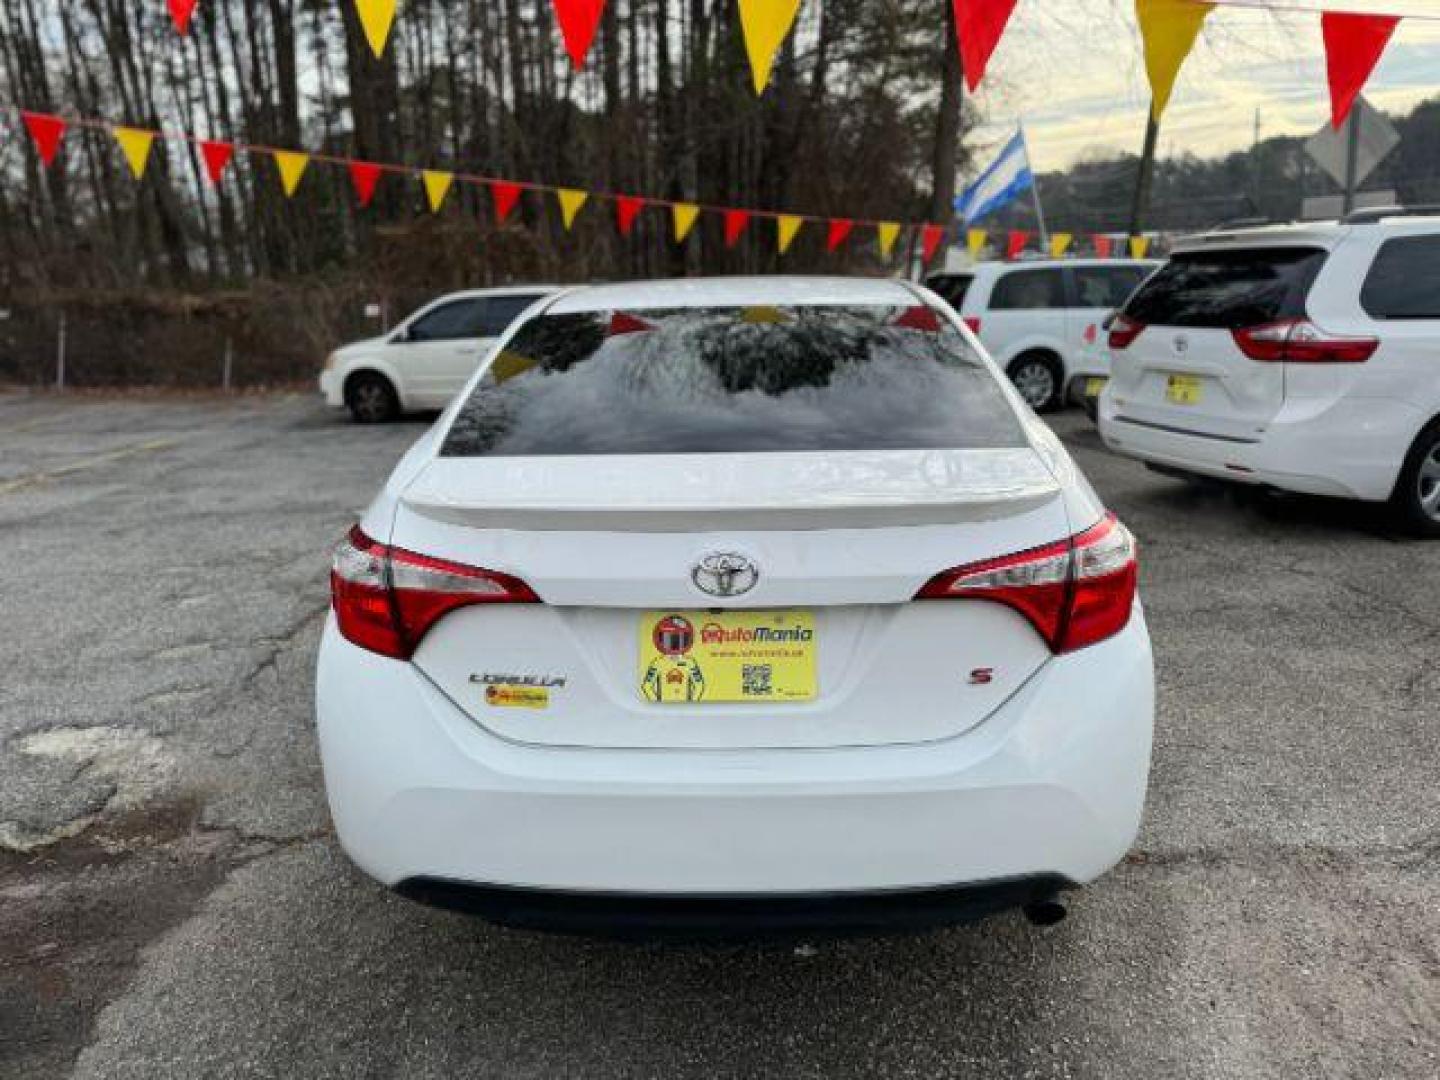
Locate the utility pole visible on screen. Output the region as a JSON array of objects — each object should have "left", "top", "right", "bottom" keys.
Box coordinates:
[
  {"left": 1127, "top": 109, "right": 1161, "bottom": 243},
  {"left": 1251, "top": 109, "right": 1262, "bottom": 213}
]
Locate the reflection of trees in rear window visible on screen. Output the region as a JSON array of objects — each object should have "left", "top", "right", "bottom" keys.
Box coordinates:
[
  {"left": 442, "top": 306, "right": 1024, "bottom": 456},
  {"left": 1126, "top": 249, "right": 1325, "bottom": 328}
]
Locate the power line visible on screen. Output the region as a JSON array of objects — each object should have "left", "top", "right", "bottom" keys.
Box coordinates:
[{"left": 1198, "top": 0, "right": 1440, "bottom": 19}]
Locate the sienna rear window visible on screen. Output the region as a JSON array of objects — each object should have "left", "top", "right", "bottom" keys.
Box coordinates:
[
  {"left": 440, "top": 305, "right": 1025, "bottom": 456},
  {"left": 1124, "top": 247, "right": 1326, "bottom": 329}
]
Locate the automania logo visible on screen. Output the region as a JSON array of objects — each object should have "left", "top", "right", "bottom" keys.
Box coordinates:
[{"left": 701, "top": 623, "right": 813, "bottom": 645}]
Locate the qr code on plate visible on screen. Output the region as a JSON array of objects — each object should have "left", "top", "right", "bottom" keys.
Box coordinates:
[{"left": 741, "top": 664, "right": 773, "bottom": 696}]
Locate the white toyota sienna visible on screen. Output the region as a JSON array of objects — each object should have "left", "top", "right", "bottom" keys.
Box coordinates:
[{"left": 316, "top": 276, "right": 1155, "bottom": 937}]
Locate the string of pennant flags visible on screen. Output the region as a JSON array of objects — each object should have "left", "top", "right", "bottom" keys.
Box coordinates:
[
  {"left": 11, "top": 107, "right": 1162, "bottom": 262},
  {"left": 163, "top": 1, "right": 1434, "bottom": 131},
  {"left": 10, "top": 107, "right": 968, "bottom": 264}
]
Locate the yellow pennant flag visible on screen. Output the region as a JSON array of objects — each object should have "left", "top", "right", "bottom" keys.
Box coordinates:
[
  {"left": 1130, "top": 235, "right": 1152, "bottom": 259},
  {"left": 113, "top": 127, "right": 155, "bottom": 179},
  {"left": 1050, "top": 232, "right": 1073, "bottom": 257},
  {"left": 353, "top": 0, "right": 399, "bottom": 59},
  {"left": 1136, "top": 0, "right": 1213, "bottom": 119},
  {"left": 876, "top": 221, "right": 901, "bottom": 259},
  {"left": 738, "top": 0, "right": 803, "bottom": 94},
  {"left": 422, "top": 170, "right": 453, "bottom": 213},
  {"left": 966, "top": 228, "right": 987, "bottom": 257},
  {"left": 273, "top": 151, "right": 310, "bottom": 197},
  {"left": 672, "top": 202, "right": 700, "bottom": 242},
  {"left": 557, "top": 188, "right": 588, "bottom": 230},
  {"left": 777, "top": 214, "right": 803, "bottom": 254}
]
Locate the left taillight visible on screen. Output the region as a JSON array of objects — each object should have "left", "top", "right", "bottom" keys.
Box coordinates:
[
  {"left": 915, "top": 513, "right": 1138, "bottom": 654},
  {"left": 330, "top": 526, "right": 539, "bottom": 660}
]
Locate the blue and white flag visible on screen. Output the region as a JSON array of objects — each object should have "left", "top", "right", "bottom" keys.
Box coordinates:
[{"left": 954, "top": 129, "right": 1034, "bottom": 224}]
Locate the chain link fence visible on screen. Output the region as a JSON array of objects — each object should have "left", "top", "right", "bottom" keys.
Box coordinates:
[{"left": 0, "top": 283, "right": 441, "bottom": 391}]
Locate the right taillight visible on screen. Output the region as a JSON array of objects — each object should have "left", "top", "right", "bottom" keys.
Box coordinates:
[
  {"left": 330, "top": 526, "right": 539, "bottom": 660},
  {"left": 1107, "top": 313, "right": 1145, "bottom": 349},
  {"left": 915, "top": 513, "right": 1138, "bottom": 654},
  {"left": 1232, "top": 318, "right": 1377, "bottom": 363}
]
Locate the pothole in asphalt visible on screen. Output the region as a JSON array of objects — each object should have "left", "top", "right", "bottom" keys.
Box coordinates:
[{"left": 0, "top": 726, "right": 178, "bottom": 852}]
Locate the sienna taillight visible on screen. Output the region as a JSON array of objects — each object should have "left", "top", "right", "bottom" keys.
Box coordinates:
[
  {"left": 1231, "top": 318, "right": 1377, "bottom": 363},
  {"left": 330, "top": 526, "right": 539, "bottom": 659},
  {"left": 915, "top": 513, "right": 1138, "bottom": 653},
  {"left": 1107, "top": 313, "right": 1145, "bottom": 349}
]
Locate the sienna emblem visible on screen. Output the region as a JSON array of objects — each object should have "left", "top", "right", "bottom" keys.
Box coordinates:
[{"left": 691, "top": 553, "right": 758, "bottom": 598}]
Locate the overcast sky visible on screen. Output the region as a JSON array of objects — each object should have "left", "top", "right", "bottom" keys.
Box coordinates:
[{"left": 966, "top": 0, "right": 1440, "bottom": 175}]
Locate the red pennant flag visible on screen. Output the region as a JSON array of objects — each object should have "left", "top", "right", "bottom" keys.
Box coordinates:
[
  {"left": 607, "top": 311, "right": 654, "bottom": 336},
  {"left": 894, "top": 305, "right": 942, "bottom": 333},
  {"left": 1006, "top": 230, "right": 1030, "bottom": 259},
  {"left": 921, "top": 224, "right": 948, "bottom": 265},
  {"left": 552, "top": 0, "right": 607, "bottom": 70},
  {"left": 953, "top": 0, "right": 1020, "bottom": 93},
  {"left": 1323, "top": 12, "right": 1401, "bottom": 130},
  {"left": 22, "top": 111, "right": 66, "bottom": 167},
  {"left": 491, "top": 181, "right": 522, "bottom": 224},
  {"left": 1093, "top": 234, "right": 1113, "bottom": 258},
  {"left": 723, "top": 209, "right": 750, "bottom": 248},
  {"left": 199, "top": 141, "right": 234, "bottom": 186},
  {"left": 615, "top": 195, "right": 645, "bottom": 236},
  {"left": 168, "top": 0, "right": 199, "bottom": 35},
  {"left": 826, "top": 218, "right": 854, "bottom": 253},
  {"left": 348, "top": 161, "right": 382, "bottom": 207}
]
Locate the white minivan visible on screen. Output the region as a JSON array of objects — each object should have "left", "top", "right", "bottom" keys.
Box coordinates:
[
  {"left": 928, "top": 258, "right": 1158, "bottom": 412},
  {"left": 1099, "top": 214, "right": 1440, "bottom": 535},
  {"left": 320, "top": 287, "right": 555, "bottom": 421}
]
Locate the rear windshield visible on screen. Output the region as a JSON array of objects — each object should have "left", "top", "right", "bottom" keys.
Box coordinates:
[
  {"left": 1125, "top": 247, "right": 1326, "bottom": 329},
  {"left": 440, "top": 305, "right": 1025, "bottom": 457}
]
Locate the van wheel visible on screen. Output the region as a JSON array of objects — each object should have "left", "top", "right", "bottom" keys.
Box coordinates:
[
  {"left": 1391, "top": 422, "right": 1440, "bottom": 537},
  {"left": 1007, "top": 353, "right": 1063, "bottom": 412},
  {"left": 345, "top": 372, "right": 400, "bottom": 423}
]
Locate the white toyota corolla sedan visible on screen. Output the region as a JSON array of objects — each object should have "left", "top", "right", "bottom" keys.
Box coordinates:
[{"left": 316, "top": 276, "right": 1154, "bottom": 937}]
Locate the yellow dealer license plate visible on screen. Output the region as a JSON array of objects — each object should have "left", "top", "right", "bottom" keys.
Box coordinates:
[
  {"left": 1166, "top": 374, "right": 1203, "bottom": 405},
  {"left": 638, "top": 610, "right": 816, "bottom": 704}
]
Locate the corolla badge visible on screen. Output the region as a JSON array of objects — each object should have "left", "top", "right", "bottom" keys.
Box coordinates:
[{"left": 691, "top": 553, "right": 759, "bottom": 598}]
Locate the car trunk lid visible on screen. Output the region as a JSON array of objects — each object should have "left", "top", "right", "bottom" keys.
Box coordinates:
[{"left": 392, "top": 448, "right": 1075, "bottom": 750}]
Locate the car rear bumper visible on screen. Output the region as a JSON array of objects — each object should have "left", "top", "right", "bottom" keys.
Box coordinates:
[
  {"left": 393, "top": 874, "right": 1073, "bottom": 939},
  {"left": 1098, "top": 394, "right": 1421, "bottom": 501},
  {"left": 316, "top": 611, "right": 1153, "bottom": 905}
]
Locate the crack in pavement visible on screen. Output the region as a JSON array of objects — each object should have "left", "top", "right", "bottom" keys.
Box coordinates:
[{"left": 240, "top": 600, "right": 331, "bottom": 689}]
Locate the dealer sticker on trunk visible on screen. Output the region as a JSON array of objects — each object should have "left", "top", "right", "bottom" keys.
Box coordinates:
[
  {"left": 483, "top": 684, "right": 549, "bottom": 708},
  {"left": 638, "top": 610, "right": 817, "bottom": 704}
]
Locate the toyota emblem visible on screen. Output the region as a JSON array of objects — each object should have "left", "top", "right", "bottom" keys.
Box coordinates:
[{"left": 691, "top": 553, "right": 758, "bottom": 598}]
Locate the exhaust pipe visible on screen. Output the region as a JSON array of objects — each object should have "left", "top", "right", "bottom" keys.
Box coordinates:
[{"left": 1023, "top": 898, "right": 1067, "bottom": 927}]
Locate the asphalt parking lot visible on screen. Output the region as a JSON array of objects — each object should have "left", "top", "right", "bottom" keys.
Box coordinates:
[{"left": 2, "top": 389, "right": 1437, "bottom": 1079}]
